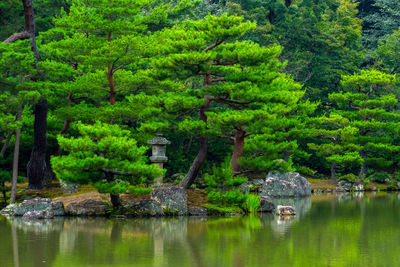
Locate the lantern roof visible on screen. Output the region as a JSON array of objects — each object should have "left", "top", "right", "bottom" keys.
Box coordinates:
[{"left": 147, "top": 133, "right": 171, "bottom": 145}]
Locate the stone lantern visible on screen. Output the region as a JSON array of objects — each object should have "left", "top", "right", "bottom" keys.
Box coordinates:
[{"left": 147, "top": 134, "right": 170, "bottom": 185}]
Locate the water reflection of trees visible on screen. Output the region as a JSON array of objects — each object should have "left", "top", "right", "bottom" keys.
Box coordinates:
[{"left": 1, "top": 193, "right": 400, "bottom": 267}]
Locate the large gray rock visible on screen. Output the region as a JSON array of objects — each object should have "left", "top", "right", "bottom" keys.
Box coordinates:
[
  {"left": 188, "top": 206, "right": 207, "bottom": 216},
  {"left": 335, "top": 181, "right": 364, "bottom": 192},
  {"left": 66, "top": 199, "right": 107, "bottom": 216},
  {"left": 259, "top": 196, "right": 275, "bottom": 212},
  {"left": 261, "top": 171, "right": 311, "bottom": 198},
  {"left": 59, "top": 180, "right": 79, "bottom": 194},
  {"left": 1, "top": 197, "right": 65, "bottom": 216},
  {"left": 22, "top": 210, "right": 54, "bottom": 220},
  {"left": 151, "top": 187, "right": 187, "bottom": 215},
  {"left": 239, "top": 179, "right": 264, "bottom": 194},
  {"left": 123, "top": 199, "right": 164, "bottom": 217}
]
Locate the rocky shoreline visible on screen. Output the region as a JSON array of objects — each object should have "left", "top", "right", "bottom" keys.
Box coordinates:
[{"left": 4, "top": 171, "right": 391, "bottom": 220}]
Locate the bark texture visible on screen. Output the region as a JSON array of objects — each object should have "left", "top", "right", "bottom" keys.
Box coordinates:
[
  {"left": 330, "top": 162, "right": 336, "bottom": 180},
  {"left": 180, "top": 96, "right": 212, "bottom": 189},
  {"left": 230, "top": 126, "right": 245, "bottom": 173},
  {"left": 359, "top": 150, "right": 368, "bottom": 178},
  {"left": 0, "top": 133, "right": 12, "bottom": 157},
  {"left": 3, "top": 32, "right": 31, "bottom": 43},
  {"left": 27, "top": 99, "right": 49, "bottom": 189},
  {"left": 11, "top": 110, "right": 22, "bottom": 203}
]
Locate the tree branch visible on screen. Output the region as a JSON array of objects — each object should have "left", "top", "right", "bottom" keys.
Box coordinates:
[
  {"left": 203, "top": 40, "right": 223, "bottom": 52},
  {"left": 112, "top": 62, "right": 130, "bottom": 74},
  {"left": 211, "top": 77, "right": 226, "bottom": 83},
  {"left": 102, "top": 168, "right": 133, "bottom": 176},
  {"left": 3, "top": 32, "right": 31, "bottom": 43},
  {"left": 349, "top": 101, "right": 361, "bottom": 110}
]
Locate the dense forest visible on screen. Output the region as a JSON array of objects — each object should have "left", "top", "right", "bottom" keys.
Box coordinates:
[{"left": 1, "top": 0, "right": 400, "bottom": 207}]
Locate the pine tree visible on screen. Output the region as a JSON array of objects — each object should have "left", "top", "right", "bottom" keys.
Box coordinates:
[
  {"left": 329, "top": 69, "right": 400, "bottom": 177},
  {"left": 129, "top": 14, "right": 309, "bottom": 185},
  {"left": 134, "top": 14, "right": 257, "bottom": 187},
  {"left": 242, "top": 100, "right": 318, "bottom": 174},
  {"left": 307, "top": 114, "right": 361, "bottom": 180},
  {"left": 51, "top": 0, "right": 194, "bottom": 106},
  {"left": 51, "top": 121, "right": 163, "bottom": 208}
]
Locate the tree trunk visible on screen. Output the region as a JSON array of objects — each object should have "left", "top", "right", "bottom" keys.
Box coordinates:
[
  {"left": 330, "top": 162, "right": 336, "bottom": 180},
  {"left": 110, "top": 194, "right": 121, "bottom": 208},
  {"left": 60, "top": 119, "right": 71, "bottom": 135},
  {"left": 27, "top": 99, "right": 49, "bottom": 189},
  {"left": 106, "top": 29, "right": 116, "bottom": 106},
  {"left": 107, "top": 67, "right": 116, "bottom": 105},
  {"left": 283, "top": 151, "right": 291, "bottom": 162},
  {"left": 231, "top": 126, "right": 245, "bottom": 173},
  {"left": 359, "top": 150, "right": 367, "bottom": 178},
  {"left": 0, "top": 132, "right": 12, "bottom": 157},
  {"left": 21, "top": 0, "right": 39, "bottom": 60},
  {"left": 180, "top": 136, "right": 208, "bottom": 189},
  {"left": 1, "top": 181, "right": 7, "bottom": 204},
  {"left": 22, "top": 0, "right": 49, "bottom": 189},
  {"left": 180, "top": 97, "right": 212, "bottom": 189},
  {"left": 105, "top": 173, "right": 121, "bottom": 208},
  {"left": 11, "top": 110, "right": 22, "bottom": 203}
]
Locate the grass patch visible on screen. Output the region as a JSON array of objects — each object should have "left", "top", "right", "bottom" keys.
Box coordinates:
[
  {"left": 307, "top": 178, "right": 337, "bottom": 190},
  {"left": 364, "top": 182, "right": 393, "bottom": 191}
]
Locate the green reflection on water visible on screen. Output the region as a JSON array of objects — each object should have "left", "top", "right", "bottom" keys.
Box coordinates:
[{"left": 0, "top": 193, "right": 399, "bottom": 267}]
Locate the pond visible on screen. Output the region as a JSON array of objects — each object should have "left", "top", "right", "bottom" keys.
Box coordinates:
[{"left": 0, "top": 193, "right": 399, "bottom": 267}]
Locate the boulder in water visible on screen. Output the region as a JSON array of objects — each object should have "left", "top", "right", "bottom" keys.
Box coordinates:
[
  {"left": 1, "top": 197, "right": 65, "bottom": 216},
  {"left": 22, "top": 210, "right": 54, "bottom": 220},
  {"left": 188, "top": 206, "right": 207, "bottom": 216},
  {"left": 276, "top": 205, "right": 296, "bottom": 216},
  {"left": 259, "top": 196, "right": 275, "bottom": 212},
  {"left": 335, "top": 181, "right": 364, "bottom": 192},
  {"left": 261, "top": 171, "right": 311, "bottom": 198},
  {"left": 123, "top": 199, "right": 164, "bottom": 217},
  {"left": 66, "top": 199, "right": 108, "bottom": 216},
  {"left": 151, "top": 187, "right": 187, "bottom": 215}
]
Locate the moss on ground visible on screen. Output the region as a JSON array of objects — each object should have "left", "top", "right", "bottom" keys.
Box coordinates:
[
  {"left": 187, "top": 188, "right": 208, "bottom": 206},
  {"left": 307, "top": 178, "right": 337, "bottom": 190}
]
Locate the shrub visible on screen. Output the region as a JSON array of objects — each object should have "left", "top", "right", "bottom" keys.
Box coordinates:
[
  {"left": 393, "top": 172, "right": 400, "bottom": 182},
  {"left": 204, "top": 160, "right": 247, "bottom": 189},
  {"left": 295, "top": 166, "right": 316, "bottom": 177},
  {"left": 242, "top": 194, "right": 261, "bottom": 213},
  {"left": 369, "top": 171, "right": 391, "bottom": 183},
  {"left": 207, "top": 190, "right": 245, "bottom": 206},
  {"left": 223, "top": 190, "right": 246, "bottom": 205},
  {"left": 207, "top": 191, "right": 224, "bottom": 203},
  {"left": 339, "top": 173, "right": 357, "bottom": 183}
]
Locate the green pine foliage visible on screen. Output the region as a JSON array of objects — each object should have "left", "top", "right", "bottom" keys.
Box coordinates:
[
  {"left": 329, "top": 69, "right": 400, "bottom": 177},
  {"left": 51, "top": 121, "right": 163, "bottom": 207},
  {"left": 2, "top": 0, "right": 400, "bottom": 194}
]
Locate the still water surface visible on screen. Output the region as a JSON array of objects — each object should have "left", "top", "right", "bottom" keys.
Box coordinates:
[{"left": 0, "top": 193, "right": 399, "bottom": 267}]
